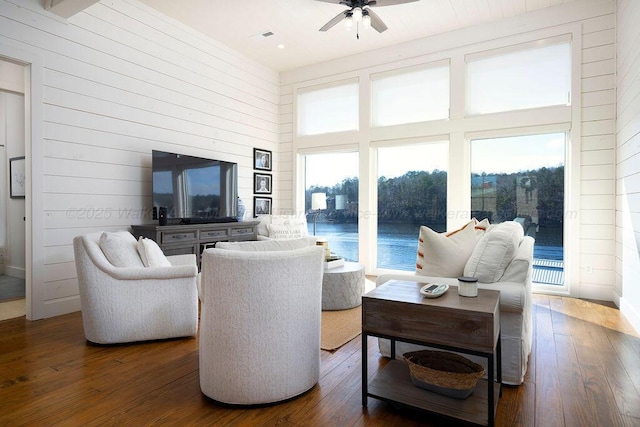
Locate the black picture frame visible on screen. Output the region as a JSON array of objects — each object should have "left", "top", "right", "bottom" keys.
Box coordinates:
[
  {"left": 254, "top": 148, "right": 272, "bottom": 171},
  {"left": 254, "top": 173, "right": 272, "bottom": 194},
  {"left": 254, "top": 196, "right": 272, "bottom": 216},
  {"left": 9, "top": 156, "right": 26, "bottom": 199}
]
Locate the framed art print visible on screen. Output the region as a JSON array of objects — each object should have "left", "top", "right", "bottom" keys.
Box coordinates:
[
  {"left": 254, "top": 196, "right": 272, "bottom": 216},
  {"left": 254, "top": 148, "right": 272, "bottom": 171},
  {"left": 254, "top": 173, "right": 272, "bottom": 194},
  {"left": 9, "top": 156, "right": 26, "bottom": 199}
]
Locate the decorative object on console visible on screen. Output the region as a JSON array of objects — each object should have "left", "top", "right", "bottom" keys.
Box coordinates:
[
  {"left": 311, "top": 192, "right": 327, "bottom": 235},
  {"left": 457, "top": 276, "right": 478, "bottom": 297},
  {"left": 253, "top": 147, "right": 272, "bottom": 171},
  {"left": 236, "top": 197, "right": 245, "bottom": 221},
  {"left": 158, "top": 206, "right": 167, "bottom": 226}
]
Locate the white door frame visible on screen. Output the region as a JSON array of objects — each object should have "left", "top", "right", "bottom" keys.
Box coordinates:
[{"left": 1, "top": 43, "right": 45, "bottom": 320}]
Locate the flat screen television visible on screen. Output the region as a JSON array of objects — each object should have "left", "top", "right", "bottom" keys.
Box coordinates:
[{"left": 152, "top": 150, "right": 238, "bottom": 224}]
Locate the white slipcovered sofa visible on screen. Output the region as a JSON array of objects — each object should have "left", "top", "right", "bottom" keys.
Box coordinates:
[
  {"left": 73, "top": 231, "right": 199, "bottom": 344},
  {"left": 376, "top": 220, "right": 534, "bottom": 385},
  {"left": 199, "top": 239, "right": 325, "bottom": 404}
]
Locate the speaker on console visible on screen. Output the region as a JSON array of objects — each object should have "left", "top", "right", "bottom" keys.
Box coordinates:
[{"left": 158, "top": 207, "right": 167, "bottom": 226}]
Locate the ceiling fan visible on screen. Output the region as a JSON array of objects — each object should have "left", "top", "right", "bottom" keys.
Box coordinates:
[{"left": 316, "top": 0, "right": 420, "bottom": 34}]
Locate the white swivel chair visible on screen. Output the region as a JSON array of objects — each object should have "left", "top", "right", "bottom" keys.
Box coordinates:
[
  {"left": 73, "top": 231, "right": 199, "bottom": 344},
  {"left": 199, "top": 242, "right": 324, "bottom": 405}
]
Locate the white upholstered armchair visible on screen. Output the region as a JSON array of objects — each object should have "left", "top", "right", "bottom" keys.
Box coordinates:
[
  {"left": 199, "top": 241, "right": 324, "bottom": 405},
  {"left": 73, "top": 231, "right": 199, "bottom": 344}
]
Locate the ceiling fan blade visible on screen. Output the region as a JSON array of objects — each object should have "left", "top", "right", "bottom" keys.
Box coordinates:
[
  {"left": 370, "top": 0, "right": 419, "bottom": 6},
  {"left": 366, "top": 8, "right": 388, "bottom": 33},
  {"left": 314, "top": 0, "right": 352, "bottom": 4},
  {"left": 320, "top": 10, "right": 349, "bottom": 31}
]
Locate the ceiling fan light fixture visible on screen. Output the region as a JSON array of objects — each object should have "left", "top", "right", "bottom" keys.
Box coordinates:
[
  {"left": 344, "top": 14, "right": 354, "bottom": 29},
  {"left": 352, "top": 7, "right": 363, "bottom": 22},
  {"left": 362, "top": 12, "right": 371, "bottom": 28}
]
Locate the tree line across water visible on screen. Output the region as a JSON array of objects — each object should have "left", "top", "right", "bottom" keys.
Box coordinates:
[{"left": 306, "top": 166, "right": 564, "bottom": 227}]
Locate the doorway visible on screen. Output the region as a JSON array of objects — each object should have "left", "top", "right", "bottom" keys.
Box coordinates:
[{"left": 0, "top": 57, "right": 27, "bottom": 320}]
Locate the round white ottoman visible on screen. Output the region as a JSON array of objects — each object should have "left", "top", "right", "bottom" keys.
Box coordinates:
[{"left": 322, "top": 262, "right": 365, "bottom": 310}]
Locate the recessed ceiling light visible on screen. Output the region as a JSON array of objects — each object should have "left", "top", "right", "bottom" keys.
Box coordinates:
[{"left": 277, "top": 44, "right": 285, "bottom": 49}]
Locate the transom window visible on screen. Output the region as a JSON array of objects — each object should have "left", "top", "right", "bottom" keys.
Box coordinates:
[
  {"left": 466, "top": 42, "right": 571, "bottom": 115},
  {"left": 371, "top": 65, "right": 450, "bottom": 127},
  {"left": 297, "top": 82, "right": 359, "bottom": 136}
]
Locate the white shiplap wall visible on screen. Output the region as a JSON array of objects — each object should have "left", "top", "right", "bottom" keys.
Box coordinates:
[
  {"left": 0, "top": 0, "right": 279, "bottom": 319},
  {"left": 616, "top": 0, "right": 640, "bottom": 332},
  {"left": 280, "top": 0, "right": 617, "bottom": 301}
]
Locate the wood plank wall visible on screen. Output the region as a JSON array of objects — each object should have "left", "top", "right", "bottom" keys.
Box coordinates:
[
  {"left": 616, "top": 0, "right": 640, "bottom": 332},
  {"left": 0, "top": 0, "right": 280, "bottom": 318},
  {"left": 279, "top": 0, "right": 618, "bottom": 302}
]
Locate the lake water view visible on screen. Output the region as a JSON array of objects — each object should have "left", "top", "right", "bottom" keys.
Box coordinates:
[{"left": 309, "top": 222, "right": 564, "bottom": 281}]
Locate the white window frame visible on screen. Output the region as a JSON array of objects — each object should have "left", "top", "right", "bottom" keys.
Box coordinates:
[{"left": 291, "top": 24, "right": 582, "bottom": 297}]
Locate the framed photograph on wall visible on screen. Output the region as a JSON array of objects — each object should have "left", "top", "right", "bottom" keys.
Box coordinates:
[
  {"left": 254, "top": 196, "right": 272, "bottom": 216},
  {"left": 9, "top": 156, "right": 25, "bottom": 199},
  {"left": 254, "top": 148, "right": 272, "bottom": 171},
  {"left": 254, "top": 173, "right": 272, "bottom": 194}
]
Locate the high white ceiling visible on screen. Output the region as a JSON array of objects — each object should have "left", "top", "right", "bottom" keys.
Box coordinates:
[{"left": 138, "top": 0, "right": 584, "bottom": 72}]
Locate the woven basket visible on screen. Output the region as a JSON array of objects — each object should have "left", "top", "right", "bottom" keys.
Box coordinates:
[{"left": 404, "top": 350, "right": 485, "bottom": 399}]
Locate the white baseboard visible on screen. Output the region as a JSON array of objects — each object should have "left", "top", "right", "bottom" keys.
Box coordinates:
[
  {"left": 41, "top": 295, "right": 81, "bottom": 320},
  {"left": 3, "top": 265, "right": 25, "bottom": 279},
  {"left": 620, "top": 298, "right": 640, "bottom": 335},
  {"left": 578, "top": 283, "right": 615, "bottom": 302}
]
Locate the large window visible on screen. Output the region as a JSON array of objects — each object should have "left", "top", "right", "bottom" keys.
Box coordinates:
[
  {"left": 304, "top": 152, "right": 359, "bottom": 261},
  {"left": 377, "top": 143, "right": 448, "bottom": 271},
  {"left": 297, "top": 82, "right": 359, "bottom": 136},
  {"left": 371, "top": 65, "right": 449, "bottom": 127},
  {"left": 466, "top": 42, "right": 571, "bottom": 115},
  {"left": 471, "top": 133, "right": 565, "bottom": 285}
]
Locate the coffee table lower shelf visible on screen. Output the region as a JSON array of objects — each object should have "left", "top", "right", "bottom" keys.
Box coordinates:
[{"left": 367, "top": 360, "right": 500, "bottom": 426}]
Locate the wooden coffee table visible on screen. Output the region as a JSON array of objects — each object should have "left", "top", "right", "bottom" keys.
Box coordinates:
[{"left": 362, "top": 280, "right": 501, "bottom": 426}]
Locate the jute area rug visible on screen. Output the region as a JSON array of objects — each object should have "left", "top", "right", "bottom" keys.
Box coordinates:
[{"left": 321, "top": 305, "right": 362, "bottom": 351}]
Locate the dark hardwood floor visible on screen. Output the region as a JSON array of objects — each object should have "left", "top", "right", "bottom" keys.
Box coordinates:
[{"left": 1, "top": 294, "right": 639, "bottom": 426}]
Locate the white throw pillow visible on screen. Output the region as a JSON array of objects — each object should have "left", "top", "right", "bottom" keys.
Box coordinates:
[
  {"left": 474, "top": 218, "right": 490, "bottom": 237},
  {"left": 137, "top": 237, "right": 171, "bottom": 267},
  {"left": 99, "top": 231, "right": 145, "bottom": 268},
  {"left": 268, "top": 215, "right": 308, "bottom": 240},
  {"left": 256, "top": 215, "right": 271, "bottom": 237},
  {"left": 463, "top": 221, "right": 524, "bottom": 283},
  {"left": 415, "top": 221, "right": 478, "bottom": 277},
  {"left": 268, "top": 223, "right": 307, "bottom": 240}
]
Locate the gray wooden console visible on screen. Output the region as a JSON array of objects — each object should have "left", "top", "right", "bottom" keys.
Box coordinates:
[{"left": 131, "top": 221, "right": 259, "bottom": 267}]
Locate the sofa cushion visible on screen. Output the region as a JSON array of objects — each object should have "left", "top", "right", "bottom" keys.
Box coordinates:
[
  {"left": 99, "top": 231, "right": 144, "bottom": 268},
  {"left": 416, "top": 220, "right": 477, "bottom": 277},
  {"left": 137, "top": 237, "right": 171, "bottom": 267},
  {"left": 464, "top": 221, "right": 524, "bottom": 283}
]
